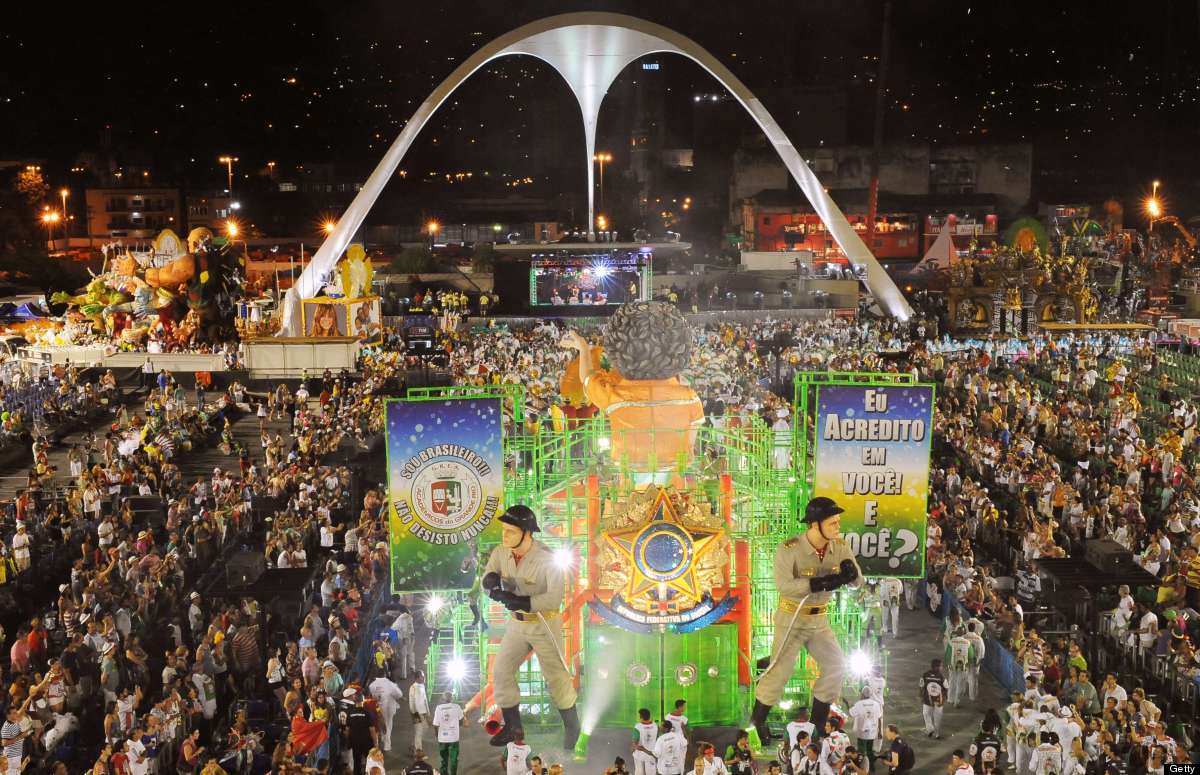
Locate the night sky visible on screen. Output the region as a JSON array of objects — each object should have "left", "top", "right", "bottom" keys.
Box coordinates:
[{"left": 4, "top": 0, "right": 1200, "bottom": 208}]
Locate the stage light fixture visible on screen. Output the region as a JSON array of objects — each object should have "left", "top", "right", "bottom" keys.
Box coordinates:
[
  {"left": 848, "top": 648, "right": 872, "bottom": 677},
  {"left": 426, "top": 594, "right": 445, "bottom": 615},
  {"left": 447, "top": 656, "right": 467, "bottom": 682}
]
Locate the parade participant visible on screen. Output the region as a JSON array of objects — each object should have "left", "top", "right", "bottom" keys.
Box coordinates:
[
  {"left": 367, "top": 671, "right": 404, "bottom": 754},
  {"left": 653, "top": 720, "right": 687, "bottom": 775},
  {"left": 848, "top": 687, "right": 883, "bottom": 772},
  {"left": 969, "top": 721, "right": 1002, "bottom": 774},
  {"left": 633, "top": 708, "right": 659, "bottom": 775},
  {"left": 879, "top": 577, "right": 903, "bottom": 638},
  {"left": 700, "top": 743, "right": 730, "bottom": 775},
  {"left": 389, "top": 605, "right": 416, "bottom": 680},
  {"left": 946, "top": 630, "right": 976, "bottom": 707},
  {"left": 785, "top": 707, "right": 816, "bottom": 760},
  {"left": 1048, "top": 707, "right": 1081, "bottom": 773},
  {"left": 818, "top": 715, "right": 850, "bottom": 775},
  {"left": 963, "top": 621, "right": 987, "bottom": 701},
  {"left": 948, "top": 749, "right": 976, "bottom": 775},
  {"left": 432, "top": 691, "right": 464, "bottom": 775},
  {"left": 1029, "top": 731, "right": 1062, "bottom": 775},
  {"left": 500, "top": 726, "right": 532, "bottom": 775},
  {"left": 751, "top": 497, "right": 863, "bottom": 743},
  {"left": 1014, "top": 702, "right": 1038, "bottom": 775},
  {"left": 797, "top": 744, "right": 821, "bottom": 775},
  {"left": 408, "top": 670, "right": 429, "bottom": 755},
  {"left": 920, "top": 659, "right": 947, "bottom": 739},
  {"left": 666, "top": 699, "right": 689, "bottom": 740},
  {"left": 1003, "top": 692, "right": 1023, "bottom": 770},
  {"left": 406, "top": 748, "right": 436, "bottom": 775},
  {"left": 481, "top": 505, "right": 579, "bottom": 750}
]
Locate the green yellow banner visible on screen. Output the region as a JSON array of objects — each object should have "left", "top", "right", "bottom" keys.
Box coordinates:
[
  {"left": 811, "top": 384, "right": 934, "bottom": 577},
  {"left": 386, "top": 398, "right": 504, "bottom": 591}
]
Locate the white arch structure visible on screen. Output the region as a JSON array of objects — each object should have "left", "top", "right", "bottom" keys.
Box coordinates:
[{"left": 279, "top": 12, "right": 911, "bottom": 334}]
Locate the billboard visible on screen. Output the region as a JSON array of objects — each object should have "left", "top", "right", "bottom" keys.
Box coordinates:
[
  {"left": 386, "top": 398, "right": 504, "bottom": 591},
  {"left": 811, "top": 384, "right": 934, "bottom": 577}
]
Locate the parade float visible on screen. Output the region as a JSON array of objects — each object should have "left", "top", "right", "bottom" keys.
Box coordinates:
[
  {"left": 233, "top": 242, "right": 380, "bottom": 376},
  {"left": 44, "top": 227, "right": 241, "bottom": 350},
  {"left": 385, "top": 302, "right": 933, "bottom": 756},
  {"left": 296, "top": 243, "right": 382, "bottom": 343},
  {"left": 946, "top": 239, "right": 1104, "bottom": 336}
]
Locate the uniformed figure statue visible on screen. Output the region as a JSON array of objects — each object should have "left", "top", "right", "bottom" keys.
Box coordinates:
[
  {"left": 751, "top": 497, "right": 863, "bottom": 744},
  {"left": 481, "top": 505, "right": 580, "bottom": 750}
]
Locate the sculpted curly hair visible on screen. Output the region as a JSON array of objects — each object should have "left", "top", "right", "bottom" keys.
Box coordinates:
[{"left": 603, "top": 301, "right": 693, "bottom": 380}]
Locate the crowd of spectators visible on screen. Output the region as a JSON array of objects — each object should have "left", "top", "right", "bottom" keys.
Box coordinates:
[{"left": 0, "top": 351, "right": 405, "bottom": 774}]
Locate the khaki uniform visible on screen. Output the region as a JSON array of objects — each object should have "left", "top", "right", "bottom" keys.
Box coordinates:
[
  {"left": 755, "top": 535, "right": 863, "bottom": 706},
  {"left": 485, "top": 540, "right": 576, "bottom": 709}
]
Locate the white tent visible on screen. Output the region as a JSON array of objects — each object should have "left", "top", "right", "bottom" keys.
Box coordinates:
[{"left": 913, "top": 227, "right": 955, "bottom": 273}]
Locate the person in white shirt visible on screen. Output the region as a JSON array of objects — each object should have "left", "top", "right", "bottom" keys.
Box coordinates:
[
  {"left": 963, "top": 621, "right": 987, "bottom": 702},
  {"left": 124, "top": 734, "right": 151, "bottom": 775},
  {"left": 632, "top": 708, "right": 659, "bottom": 775},
  {"left": 10, "top": 525, "right": 30, "bottom": 572},
  {"left": 368, "top": 672, "right": 404, "bottom": 753},
  {"left": 409, "top": 670, "right": 429, "bottom": 754},
  {"left": 390, "top": 605, "right": 416, "bottom": 680},
  {"left": 948, "top": 748, "right": 976, "bottom": 775},
  {"left": 653, "top": 721, "right": 687, "bottom": 775},
  {"left": 1029, "top": 731, "right": 1063, "bottom": 775},
  {"left": 665, "top": 699, "right": 689, "bottom": 742},
  {"left": 878, "top": 577, "right": 903, "bottom": 637},
  {"left": 818, "top": 717, "right": 850, "bottom": 775},
  {"left": 1101, "top": 674, "right": 1127, "bottom": 708},
  {"left": 848, "top": 688, "right": 883, "bottom": 771},
  {"left": 432, "top": 692, "right": 464, "bottom": 775},
  {"left": 503, "top": 731, "right": 532, "bottom": 775},
  {"left": 785, "top": 707, "right": 817, "bottom": 759},
  {"left": 1136, "top": 603, "right": 1159, "bottom": 663},
  {"left": 1048, "top": 707, "right": 1082, "bottom": 772},
  {"left": 699, "top": 743, "right": 729, "bottom": 775}
]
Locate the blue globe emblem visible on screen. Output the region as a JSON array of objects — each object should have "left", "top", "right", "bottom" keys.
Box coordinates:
[{"left": 634, "top": 524, "right": 692, "bottom": 581}]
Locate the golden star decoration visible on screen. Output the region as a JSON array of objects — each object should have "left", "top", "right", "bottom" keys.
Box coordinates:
[{"left": 601, "top": 489, "right": 722, "bottom": 610}]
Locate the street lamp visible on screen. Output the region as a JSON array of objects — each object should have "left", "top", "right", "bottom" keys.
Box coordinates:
[
  {"left": 427, "top": 219, "right": 440, "bottom": 248},
  {"left": 40, "top": 210, "right": 61, "bottom": 250},
  {"left": 596, "top": 214, "right": 609, "bottom": 239},
  {"left": 322, "top": 220, "right": 336, "bottom": 235},
  {"left": 593, "top": 152, "right": 613, "bottom": 213},
  {"left": 59, "top": 188, "right": 69, "bottom": 238},
  {"left": 225, "top": 219, "right": 239, "bottom": 238},
  {"left": 218, "top": 155, "right": 239, "bottom": 196},
  {"left": 1147, "top": 180, "right": 1164, "bottom": 233}
]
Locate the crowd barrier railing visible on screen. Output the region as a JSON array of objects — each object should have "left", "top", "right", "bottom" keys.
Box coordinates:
[{"left": 921, "top": 583, "right": 1026, "bottom": 695}]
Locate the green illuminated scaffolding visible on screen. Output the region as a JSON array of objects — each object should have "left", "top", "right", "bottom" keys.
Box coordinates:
[{"left": 409, "top": 370, "right": 909, "bottom": 730}]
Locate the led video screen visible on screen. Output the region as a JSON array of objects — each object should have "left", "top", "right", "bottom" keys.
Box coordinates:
[{"left": 530, "top": 252, "right": 647, "bottom": 306}]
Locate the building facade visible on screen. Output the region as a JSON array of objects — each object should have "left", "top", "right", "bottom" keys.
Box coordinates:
[{"left": 84, "top": 188, "right": 181, "bottom": 240}]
